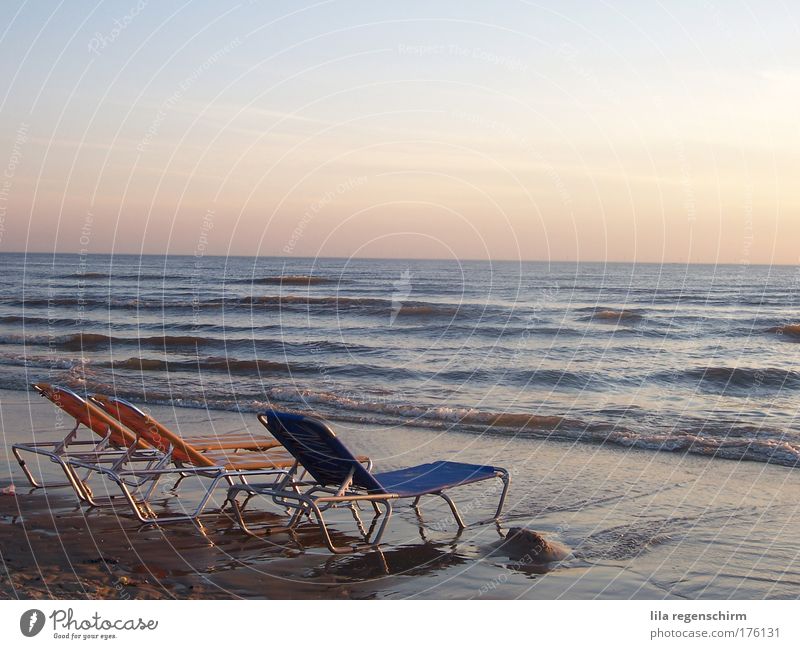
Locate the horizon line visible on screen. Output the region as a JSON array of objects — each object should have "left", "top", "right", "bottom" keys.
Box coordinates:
[{"left": 1, "top": 250, "right": 798, "bottom": 267}]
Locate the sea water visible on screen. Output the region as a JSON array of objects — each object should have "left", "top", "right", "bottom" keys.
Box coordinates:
[{"left": 1, "top": 252, "right": 798, "bottom": 468}]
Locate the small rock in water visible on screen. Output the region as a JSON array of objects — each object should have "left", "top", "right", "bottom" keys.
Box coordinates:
[{"left": 501, "top": 527, "right": 569, "bottom": 562}]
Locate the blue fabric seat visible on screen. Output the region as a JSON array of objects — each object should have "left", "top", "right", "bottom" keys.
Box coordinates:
[{"left": 373, "top": 461, "right": 501, "bottom": 497}]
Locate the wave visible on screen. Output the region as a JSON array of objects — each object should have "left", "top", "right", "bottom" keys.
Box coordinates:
[
  {"left": 186, "top": 387, "right": 579, "bottom": 433},
  {"left": 244, "top": 296, "right": 466, "bottom": 319},
  {"left": 394, "top": 304, "right": 458, "bottom": 317},
  {"left": 392, "top": 323, "right": 582, "bottom": 340},
  {"left": 0, "top": 352, "right": 87, "bottom": 370},
  {"left": 768, "top": 324, "right": 800, "bottom": 340},
  {"left": 110, "top": 356, "right": 304, "bottom": 375},
  {"left": 3, "top": 292, "right": 503, "bottom": 322},
  {"left": 2, "top": 294, "right": 465, "bottom": 318},
  {"left": 584, "top": 429, "right": 800, "bottom": 468},
  {"left": 228, "top": 275, "right": 335, "bottom": 286},
  {"left": 461, "top": 411, "right": 566, "bottom": 429},
  {"left": 0, "top": 315, "right": 77, "bottom": 326},
  {"left": 0, "top": 332, "right": 167, "bottom": 351},
  {"left": 0, "top": 332, "right": 211, "bottom": 351},
  {"left": 48, "top": 379, "right": 800, "bottom": 468},
  {"left": 0, "top": 333, "right": 110, "bottom": 350},
  {"left": 58, "top": 272, "right": 170, "bottom": 281},
  {"left": 59, "top": 333, "right": 111, "bottom": 350},
  {"left": 140, "top": 335, "right": 217, "bottom": 348},
  {"left": 59, "top": 333, "right": 223, "bottom": 351},
  {"left": 107, "top": 356, "right": 424, "bottom": 383},
  {"left": 48, "top": 272, "right": 345, "bottom": 285},
  {"left": 438, "top": 367, "right": 603, "bottom": 390},
  {"left": 244, "top": 295, "right": 386, "bottom": 308},
  {"left": 4, "top": 367, "right": 798, "bottom": 468},
  {"left": 60, "top": 272, "right": 109, "bottom": 279},
  {"left": 2, "top": 297, "right": 148, "bottom": 309},
  {"left": 0, "top": 343, "right": 609, "bottom": 388},
  {"left": 118, "top": 273, "right": 168, "bottom": 280},
  {"left": 0, "top": 331, "right": 377, "bottom": 355},
  {"left": 578, "top": 306, "right": 646, "bottom": 323},
  {"left": 673, "top": 366, "right": 800, "bottom": 391}
]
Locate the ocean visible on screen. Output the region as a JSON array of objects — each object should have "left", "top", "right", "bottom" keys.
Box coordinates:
[{"left": 1, "top": 252, "right": 798, "bottom": 468}]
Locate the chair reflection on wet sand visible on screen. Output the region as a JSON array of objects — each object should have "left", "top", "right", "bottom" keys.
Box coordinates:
[{"left": 227, "top": 410, "right": 510, "bottom": 554}]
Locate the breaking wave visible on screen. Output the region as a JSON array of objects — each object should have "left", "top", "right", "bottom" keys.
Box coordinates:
[{"left": 36, "top": 377, "right": 800, "bottom": 468}]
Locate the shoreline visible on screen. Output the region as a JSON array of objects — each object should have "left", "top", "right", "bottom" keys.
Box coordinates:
[
  {"left": 2, "top": 388, "right": 799, "bottom": 599},
  {"left": 0, "top": 383, "right": 795, "bottom": 471}
]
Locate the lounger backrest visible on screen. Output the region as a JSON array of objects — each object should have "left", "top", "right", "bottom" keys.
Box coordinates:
[
  {"left": 91, "top": 395, "right": 215, "bottom": 467},
  {"left": 258, "top": 411, "right": 383, "bottom": 492},
  {"left": 32, "top": 383, "right": 138, "bottom": 448}
]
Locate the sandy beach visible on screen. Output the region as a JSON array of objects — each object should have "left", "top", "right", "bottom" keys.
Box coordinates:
[{"left": 1, "top": 387, "right": 798, "bottom": 599}]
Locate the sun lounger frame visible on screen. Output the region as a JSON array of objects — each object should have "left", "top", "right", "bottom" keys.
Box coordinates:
[
  {"left": 82, "top": 395, "right": 294, "bottom": 524},
  {"left": 12, "top": 384, "right": 166, "bottom": 503},
  {"left": 226, "top": 411, "right": 510, "bottom": 553},
  {"left": 11, "top": 385, "right": 292, "bottom": 523}
]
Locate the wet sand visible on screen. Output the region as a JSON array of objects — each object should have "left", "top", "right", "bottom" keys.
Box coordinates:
[{"left": 1, "top": 388, "right": 799, "bottom": 599}]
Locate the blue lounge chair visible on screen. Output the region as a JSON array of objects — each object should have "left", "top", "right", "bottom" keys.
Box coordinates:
[{"left": 226, "top": 410, "right": 510, "bottom": 553}]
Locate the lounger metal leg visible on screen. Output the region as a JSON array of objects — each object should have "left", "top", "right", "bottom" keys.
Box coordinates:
[
  {"left": 493, "top": 469, "right": 511, "bottom": 521},
  {"left": 12, "top": 446, "right": 46, "bottom": 489},
  {"left": 137, "top": 469, "right": 165, "bottom": 503},
  {"left": 62, "top": 460, "right": 95, "bottom": 504},
  {"left": 367, "top": 500, "right": 392, "bottom": 547},
  {"left": 286, "top": 500, "right": 310, "bottom": 529},
  {"left": 225, "top": 476, "right": 310, "bottom": 530},
  {"left": 187, "top": 470, "right": 286, "bottom": 523},
  {"left": 224, "top": 488, "right": 305, "bottom": 539},
  {"left": 110, "top": 477, "right": 153, "bottom": 524},
  {"left": 16, "top": 446, "right": 98, "bottom": 503},
  {"left": 226, "top": 494, "right": 257, "bottom": 537},
  {"left": 11, "top": 422, "right": 86, "bottom": 490},
  {"left": 304, "top": 498, "right": 344, "bottom": 553},
  {"left": 229, "top": 486, "right": 394, "bottom": 554},
  {"left": 349, "top": 504, "right": 368, "bottom": 538},
  {"left": 438, "top": 491, "right": 466, "bottom": 529},
  {"left": 14, "top": 437, "right": 167, "bottom": 509},
  {"left": 70, "top": 465, "right": 285, "bottom": 525},
  {"left": 239, "top": 493, "right": 256, "bottom": 511},
  {"left": 138, "top": 473, "right": 238, "bottom": 524},
  {"left": 12, "top": 445, "right": 88, "bottom": 494},
  {"left": 306, "top": 497, "right": 393, "bottom": 554},
  {"left": 465, "top": 469, "right": 512, "bottom": 526}
]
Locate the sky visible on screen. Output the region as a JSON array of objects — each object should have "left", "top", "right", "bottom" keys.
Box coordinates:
[{"left": 0, "top": 0, "right": 798, "bottom": 264}]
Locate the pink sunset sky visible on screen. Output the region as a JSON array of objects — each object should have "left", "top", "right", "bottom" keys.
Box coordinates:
[{"left": 0, "top": 1, "right": 797, "bottom": 264}]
